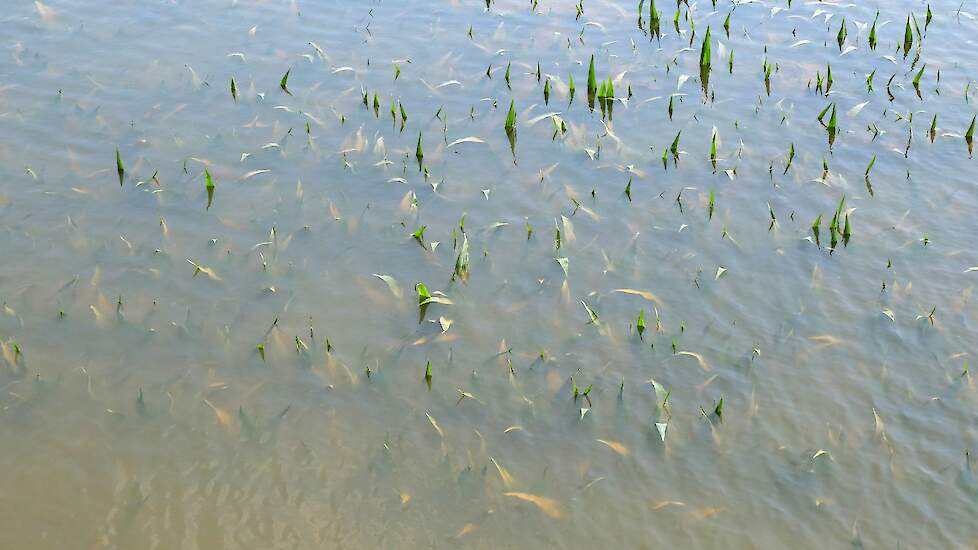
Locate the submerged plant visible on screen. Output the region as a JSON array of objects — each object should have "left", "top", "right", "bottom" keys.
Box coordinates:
[
  {"left": 504, "top": 99, "right": 517, "bottom": 132},
  {"left": 699, "top": 26, "right": 712, "bottom": 95},
  {"left": 869, "top": 10, "right": 879, "bottom": 50},
  {"left": 454, "top": 234, "right": 470, "bottom": 282},
  {"left": 596, "top": 77, "right": 614, "bottom": 100},
  {"left": 670, "top": 131, "right": 681, "bottom": 160},
  {"left": 699, "top": 27, "right": 712, "bottom": 70},
  {"left": 903, "top": 16, "right": 913, "bottom": 57},
  {"left": 115, "top": 147, "right": 124, "bottom": 185},
  {"left": 967, "top": 115, "right": 976, "bottom": 155},
  {"left": 280, "top": 67, "right": 292, "bottom": 95},
  {"left": 913, "top": 64, "right": 926, "bottom": 98},
  {"left": 411, "top": 226, "right": 428, "bottom": 249},
  {"left": 586, "top": 54, "right": 598, "bottom": 110},
  {"left": 826, "top": 103, "right": 838, "bottom": 146},
  {"left": 204, "top": 167, "right": 215, "bottom": 210},
  {"left": 415, "top": 131, "right": 424, "bottom": 164},
  {"left": 650, "top": 0, "right": 661, "bottom": 38}
]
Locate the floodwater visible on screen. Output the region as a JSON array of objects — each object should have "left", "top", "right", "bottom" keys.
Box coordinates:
[{"left": 1, "top": 0, "right": 977, "bottom": 547}]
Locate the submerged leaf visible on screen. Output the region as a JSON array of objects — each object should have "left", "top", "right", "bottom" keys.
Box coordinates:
[
  {"left": 503, "top": 492, "right": 563, "bottom": 519},
  {"left": 596, "top": 439, "right": 629, "bottom": 456},
  {"left": 612, "top": 288, "right": 664, "bottom": 306},
  {"left": 372, "top": 274, "right": 402, "bottom": 299},
  {"left": 580, "top": 300, "right": 599, "bottom": 324}
]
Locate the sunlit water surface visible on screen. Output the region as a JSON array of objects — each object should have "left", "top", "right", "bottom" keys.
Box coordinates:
[{"left": 2, "top": 0, "right": 978, "bottom": 548}]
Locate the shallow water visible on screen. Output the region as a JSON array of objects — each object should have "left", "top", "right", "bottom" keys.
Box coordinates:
[{"left": 1, "top": 0, "right": 977, "bottom": 547}]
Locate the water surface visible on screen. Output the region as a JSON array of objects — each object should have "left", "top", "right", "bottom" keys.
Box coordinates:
[{"left": 2, "top": 0, "right": 978, "bottom": 547}]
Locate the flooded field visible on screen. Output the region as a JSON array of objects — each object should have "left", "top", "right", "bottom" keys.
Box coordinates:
[{"left": 1, "top": 0, "right": 977, "bottom": 547}]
